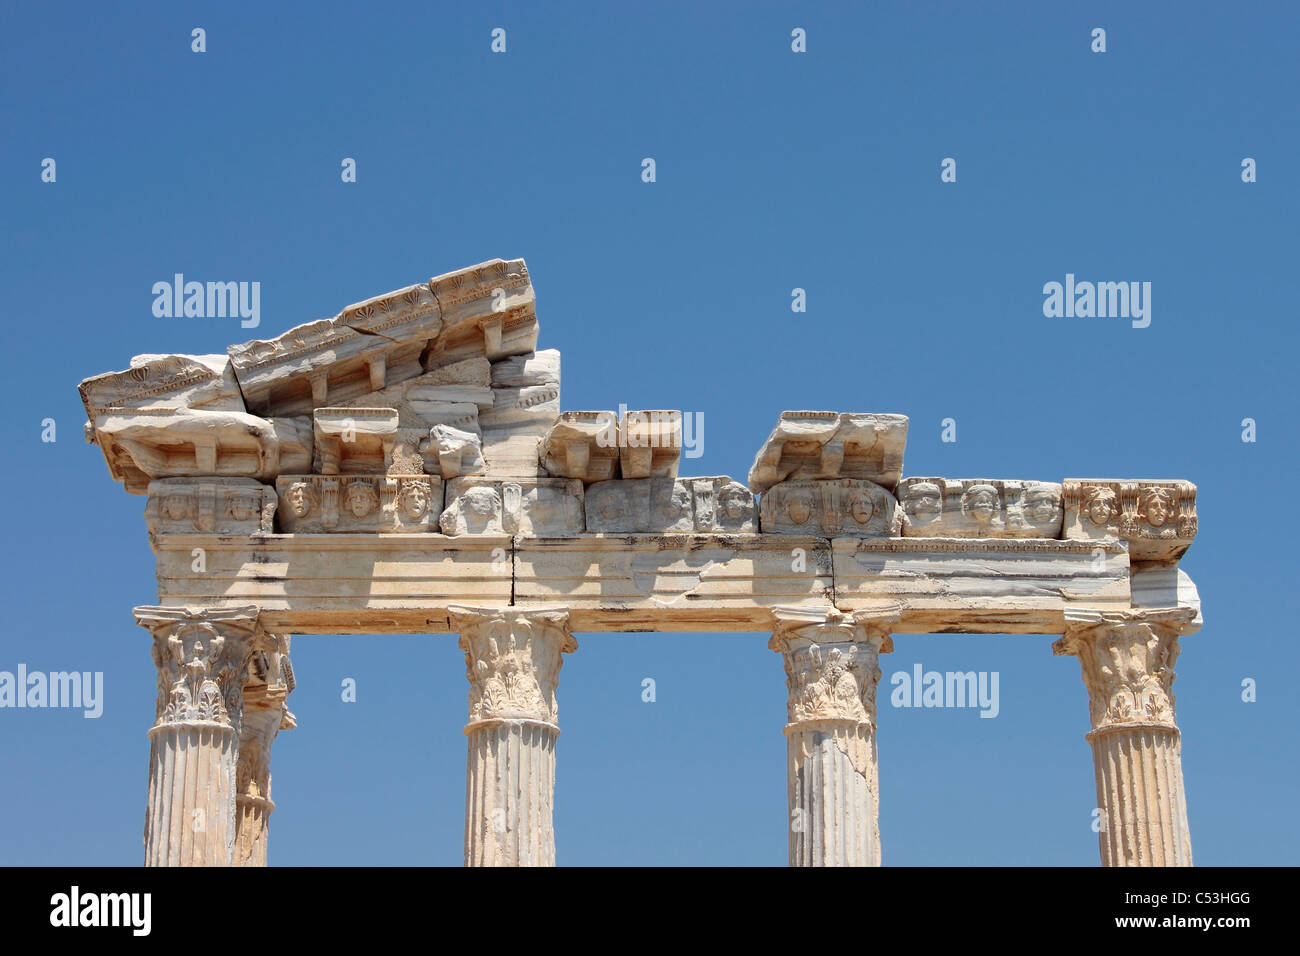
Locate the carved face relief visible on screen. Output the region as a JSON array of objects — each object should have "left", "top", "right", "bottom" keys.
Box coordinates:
[
  {"left": 1024, "top": 486, "right": 1061, "bottom": 525},
  {"left": 1140, "top": 488, "right": 1173, "bottom": 528},
  {"left": 596, "top": 492, "right": 622, "bottom": 522},
  {"left": 286, "top": 483, "right": 315, "bottom": 518},
  {"left": 903, "top": 484, "right": 942, "bottom": 524},
  {"left": 465, "top": 487, "right": 500, "bottom": 518},
  {"left": 399, "top": 482, "right": 429, "bottom": 520},
  {"left": 719, "top": 485, "right": 747, "bottom": 521},
  {"left": 162, "top": 495, "right": 189, "bottom": 521},
  {"left": 1084, "top": 487, "right": 1118, "bottom": 526},
  {"left": 962, "top": 485, "right": 999, "bottom": 525},
  {"left": 847, "top": 492, "right": 875, "bottom": 525},
  {"left": 345, "top": 482, "right": 377, "bottom": 518},
  {"left": 229, "top": 495, "right": 259, "bottom": 522},
  {"left": 786, "top": 492, "right": 813, "bottom": 526}
]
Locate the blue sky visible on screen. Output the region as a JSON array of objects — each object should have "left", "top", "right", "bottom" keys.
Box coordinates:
[{"left": 1, "top": 1, "right": 1296, "bottom": 865}]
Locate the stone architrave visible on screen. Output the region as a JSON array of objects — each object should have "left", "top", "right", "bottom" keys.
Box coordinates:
[
  {"left": 234, "top": 634, "right": 295, "bottom": 867},
  {"left": 760, "top": 478, "right": 900, "bottom": 536},
  {"left": 145, "top": 478, "right": 277, "bottom": 536},
  {"left": 440, "top": 477, "right": 583, "bottom": 536},
  {"left": 584, "top": 477, "right": 756, "bottom": 533},
  {"left": 275, "top": 475, "right": 443, "bottom": 532},
  {"left": 1053, "top": 607, "right": 1199, "bottom": 867},
  {"left": 769, "top": 604, "right": 900, "bottom": 867},
  {"left": 749, "top": 412, "right": 909, "bottom": 494},
  {"left": 1063, "top": 479, "right": 1198, "bottom": 563},
  {"left": 449, "top": 605, "right": 577, "bottom": 867},
  {"left": 135, "top": 605, "right": 263, "bottom": 867},
  {"left": 897, "top": 478, "right": 1063, "bottom": 538}
]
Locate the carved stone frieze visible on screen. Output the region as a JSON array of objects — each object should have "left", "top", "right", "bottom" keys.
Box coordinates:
[
  {"left": 619, "top": 410, "right": 682, "bottom": 479},
  {"left": 760, "top": 478, "right": 900, "bottom": 536},
  {"left": 440, "top": 477, "right": 583, "bottom": 536},
  {"left": 584, "top": 477, "right": 757, "bottom": 533},
  {"left": 274, "top": 475, "right": 443, "bottom": 532},
  {"left": 1063, "top": 479, "right": 1198, "bottom": 562},
  {"left": 749, "top": 411, "right": 909, "bottom": 494},
  {"left": 897, "top": 478, "right": 1063, "bottom": 538},
  {"left": 312, "top": 407, "right": 401, "bottom": 475},
  {"left": 539, "top": 411, "right": 620, "bottom": 482},
  {"left": 145, "top": 478, "right": 277, "bottom": 535}
]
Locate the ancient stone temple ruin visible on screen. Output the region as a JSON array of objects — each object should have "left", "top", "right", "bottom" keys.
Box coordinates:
[{"left": 78, "top": 258, "right": 1202, "bottom": 867}]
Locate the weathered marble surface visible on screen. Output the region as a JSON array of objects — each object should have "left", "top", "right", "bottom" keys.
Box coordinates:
[
  {"left": 749, "top": 412, "right": 908, "bottom": 494},
  {"left": 1063, "top": 479, "right": 1197, "bottom": 563},
  {"left": 441, "top": 477, "right": 583, "bottom": 536},
  {"left": 312, "top": 407, "right": 401, "bottom": 475},
  {"left": 274, "top": 475, "right": 443, "bottom": 532},
  {"left": 584, "top": 476, "right": 756, "bottom": 533},
  {"left": 539, "top": 411, "right": 620, "bottom": 482},
  {"left": 619, "top": 410, "right": 682, "bottom": 479},
  {"left": 760, "top": 478, "right": 900, "bottom": 536},
  {"left": 145, "top": 478, "right": 277, "bottom": 536},
  {"left": 897, "top": 478, "right": 1063, "bottom": 538}
]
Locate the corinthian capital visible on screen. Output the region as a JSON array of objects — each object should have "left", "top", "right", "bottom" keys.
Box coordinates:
[
  {"left": 769, "top": 604, "right": 900, "bottom": 726},
  {"left": 1053, "top": 608, "right": 1197, "bottom": 733},
  {"left": 449, "top": 605, "right": 576, "bottom": 726},
  {"left": 134, "top": 605, "right": 263, "bottom": 731}
]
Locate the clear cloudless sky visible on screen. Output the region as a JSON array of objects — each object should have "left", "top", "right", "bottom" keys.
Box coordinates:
[{"left": 1, "top": 1, "right": 1296, "bottom": 866}]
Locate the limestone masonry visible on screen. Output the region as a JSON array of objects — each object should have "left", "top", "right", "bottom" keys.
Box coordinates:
[{"left": 79, "top": 257, "right": 1202, "bottom": 867}]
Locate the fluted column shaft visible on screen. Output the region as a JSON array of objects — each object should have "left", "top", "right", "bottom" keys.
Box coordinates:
[
  {"left": 136, "top": 606, "right": 262, "bottom": 867},
  {"left": 1054, "top": 607, "right": 1197, "bottom": 867},
  {"left": 450, "top": 605, "right": 576, "bottom": 867},
  {"left": 233, "top": 636, "right": 295, "bottom": 868},
  {"left": 770, "top": 604, "right": 899, "bottom": 867}
]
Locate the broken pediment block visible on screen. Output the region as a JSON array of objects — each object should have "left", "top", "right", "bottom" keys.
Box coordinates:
[
  {"left": 747, "top": 411, "right": 908, "bottom": 494},
  {"left": 490, "top": 349, "right": 560, "bottom": 388},
  {"left": 94, "top": 409, "right": 311, "bottom": 489},
  {"left": 274, "top": 475, "right": 443, "bottom": 532},
  {"left": 897, "top": 478, "right": 1063, "bottom": 538},
  {"left": 1063, "top": 479, "right": 1198, "bottom": 563},
  {"left": 426, "top": 259, "right": 537, "bottom": 365},
  {"left": 539, "top": 411, "right": 620, "bottom": 482},
  {"left": 440, "top": 477, "right": 583, "bottom": 536},
  {"left": 144, "top": 478, "right": 277, "bottom": 536},
  {"left": 619, "top": 410, "right": 682, "bottom": 479},
  {"left": 759, "top": 478, "right": 901, "bottom": 536},
  {"left": 312, "top": 407, "right": 400, "bottom": 475},
  {"left": 585, "top": 477, "right": 757, "bottom": 533},
  {"left": 79, "top": 353, "right": 246, "bottom": 416}
]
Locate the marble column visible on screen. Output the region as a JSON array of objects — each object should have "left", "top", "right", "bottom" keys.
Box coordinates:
[
  {"left": 135, "top": 605, "right": 262, "bottom": 867},
  {"left": 769, "top": 603, "right": 900, "bottom": 867},
  {"left": 1053, "top": 607, "right": 1198, "bottom": 867},
  {"left": 449, "top": 605, "right": 577, "bottom": 867},
  {"left": 234, "top": 635, "right": 296, "bottom": 867}
]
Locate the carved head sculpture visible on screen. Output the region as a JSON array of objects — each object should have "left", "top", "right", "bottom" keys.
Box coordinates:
[
  {"left": 718, "top": 484, "right": 748, "bottom": 521},
  {"left": 1138, "top": 487, "right": 1174, "bottom": 528},
  {"left": 466, "top": 486, "right": 500, "bottom": 518},
  {"left": 786, "top": 490, "right": 814, "bottom": 526},
  {"left": 1023, "top": 484, "right": 1061, "bottom": 525},
  {"left": 902, "top": 482, "right": 942, "bottom": 524},
  {"left": 344, "top": 482, "right": 378, "bottom": 518},
  {"left": 961, "top": 484, "right": 1000, "bottom": 526},
  {"left": 846, "top": 490, "right": 876, "bottom": 526},
  {"left": 399, "top": 481, "right": 430, "bottom": 520},
  {"left": 229, "top": 494, "right": 259, "bottom": 522},
  {"left": 162, "top": 494, "right": 189, "bottom": 521},
  {"left": 1083, "top": 486, "right": 1120, "bottom": 526},
  {"left": 595, "top": 490, "right": 623, "bottom": 522},
  {"left": 285, "top": 482, "right": 316, "bottom": 519}
]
